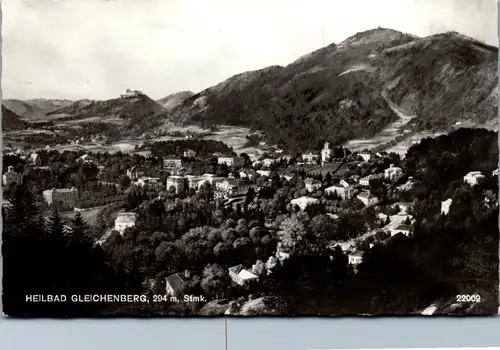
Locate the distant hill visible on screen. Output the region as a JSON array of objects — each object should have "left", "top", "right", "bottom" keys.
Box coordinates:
[
  {"left": 156, "top": 91, "right": 194, "bottom": 110},
  {"left": 156, "top": 28, "right": 497, "bottom": 152},
  {"left": 3, "top": 98, "right": 74, "bottom": 119},
  {"left": 2, "top": 105, "right": 27, "bottom": 131},
  {"left": 46, "top": 90, "right": 165, "bottom": 132}
]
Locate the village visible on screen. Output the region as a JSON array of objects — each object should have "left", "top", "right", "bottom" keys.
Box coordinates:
[{"left": 4, "top": 136, "right": 497, "bottom": 315}]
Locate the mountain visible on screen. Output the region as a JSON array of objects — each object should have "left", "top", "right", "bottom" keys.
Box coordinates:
[
  {"left": 46, "top": 90, "right": 165, "bottom": 131},
  {"left": 157, "top": 91, "right": 194, "bottom": 110},
  {"left": 2, "top": 105, "right": 27, "bottom": 131},
  {"left": 3, "top": 98, "right": 74, "bottom": 119},
  {"left": 158, "top": 28, "right": 497, "bottom": 152}
]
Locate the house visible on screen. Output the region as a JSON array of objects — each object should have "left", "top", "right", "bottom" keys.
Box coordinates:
[
  {"left": 359, "top": 174, "right": 381, "bottom": 187},
  {"left": 121, "top": 89, "right": 142, "bottom": 98},
  {"left": 392, "top": 202, "right": 412, "bottom": 214},
  {"left": 228, "top": 265, "right": 259, "bottom": 286},
  {"left": 390, "top": 224, "right": 412, "bottom": 237},
  {"left": 256, "top": 170, "right": 271, "bottom": 177},
  {"left": 282, "top": 173, "right": 294, "bottom": 182},
  {"left": 43, "top": 187, "right": 79, "bottom": 209},
  {"left": 77, "top": 154, "right": 96, "bottom": 164},
  {"left": 463, "top": 171, "right": 485, "bottom": 187},
  {"left": 441, "top": 198, "right": 453, "bottom": 215},
  {"left": 163, "top": 156, "right": 183, "bottom": 168},
  {"left": 357, "top": 191, "right": 379, "bottom": 207},
  {"left": 348, "top": 250, "right": 364, "bottom": 265},
  {"left": 183, "top": 149, "right": 196, "bottom": 158},
  {"left": 114, "top": 212, "right": 137, "bottom": 234},
  {"left": 239, "top": 169, "right": 256, "bottom": 180},
  {"left": 359, "top": 152, "right": 372, "bottom": 162},
  {"left": 492, "top": 168, "right": 498, "bottom": 177},
  {"left": 321, "top": 142, "right": 333, "bottom": 164},
  {"left": 290, "top": 196, "right": 319, "bottom": 211},
  {"left": 2, "top": 166, "right": 21, "bottom": 187},
  {"left": 165, "top": 271, "right": 191, "bottom": 298},
  {"left": 325, "top": 185, "right": 353, "bottom": 200},
  {"left": 304, "top": 178, "right": 322, "bottom": 192},
  {"left": 302, "top": 150, "right": 319, "bottom": 164},
  {"left": 134, "top": 177, "right": 164, "bottom": 190},
  {"left": 384, "top": 164, "right": 403, "bottom": 181},
  {"left": 262, "top": 158, "right": 275, "bottom": 168},
  {"left": 340, "top": 178, "right": 357, "bottom": 188},
  {"left": 127, "top": 165, "right": 148, "bottom": 180},
  {"left": 166, "top": 175, "right": 188, "bottom": 193},
  {"left": 28, "top": 153, "right": 42, "bottom": 166},
  {"left": 218, "top": 155, "right": 244, "bottom": 167}
]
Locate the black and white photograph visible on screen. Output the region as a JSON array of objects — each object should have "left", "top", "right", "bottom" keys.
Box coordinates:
[{"left": 2, "top": 0, "right": 499, "bottom": 317}]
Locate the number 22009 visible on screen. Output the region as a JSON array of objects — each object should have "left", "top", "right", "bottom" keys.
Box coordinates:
[{"left": 456, "top": 294, "right": 481, "bottom": 303}]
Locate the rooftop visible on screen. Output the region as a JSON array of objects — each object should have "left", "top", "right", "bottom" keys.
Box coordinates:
[{"left": 165, "top": 273, "right": 187, "bottom": 295}]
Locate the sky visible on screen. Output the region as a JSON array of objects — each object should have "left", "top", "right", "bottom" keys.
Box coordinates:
[{"left": 2, "top": 0, "right": 498, "bottom": 101}]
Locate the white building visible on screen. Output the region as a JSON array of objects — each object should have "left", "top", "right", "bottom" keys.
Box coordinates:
[
  {"left": 134, "top": 177, "right": 163, "bottom": 190},
  {"left": 463, "top": 171, "right": 485, "bottom": 187},
  {"left": 218, "top": 156, "right": 244, "bottom": 167},
  {"left": 390, "top": 224, "right": 411, "bottom": 237},
  {"left": 290, "top": 196, "right": 319, "bottom": 211},
  {"left": 359, "top": 152, "right": 372, "bottom": 162},
  {"left": 29, "top": 153, "right": 42, "bottom": 166},
  {"left": 302, "top": 151, "right": 319, "bottom": 164},
  {"left": 77, "top": 154, "right": 96, "bottom": 164},
  {"left": 256, "top": 170, "right": 271, "bottom": 177},
  {"left": 304, "top": 178, "right": 322, "bottom": 192},
  {"left": 183, "top": 149, "right": 197, "bottom": 158},
  {"left": 114, "top": 212, "right": 137, "bottom": 234},
  {"left": 321, "top": 142, "right": 333, "bottom": 164},
  {"left": 166, "top": 175, "right": 187, "bottom": 192},
  {"left": 492, "top": 168, "right": 498, "bottom": 177},
  {"left": 357, "top": 191, "right": 379, "bottom": 207},
  {"left": 348, "top": 250, "right": 364, "bottom": 265},
  {"left": 325, "top": 185, "right": 353, "bottom": 200},
  {"left": 2, "top": 166, "right": 21, "bottom": 187},
  {"left": 340, "top": 178, "right": 357, "bottom": 188},
  {"left": 43, "top": 187, "right": 79, "bottom": 208},
  {"left": 441, "top": 198, "right": 453, "bottom": 215},
  {"left": 228, "top": 265, "right": 259, "bottom": 286},
  {"left": 127, "top": 165, "right": 148, "bottom": 179},
  {"left": 359, "top": 174, "right": 380, "bottom": 187},
  {"left": 262, "top": 158, "right": 275, "bottom": 168},
  {"left": 384, "top": 164, "right": 403, "bottom": 181},
  {"left": 163, "top": 156, "right": 183, "bottom": 168}
]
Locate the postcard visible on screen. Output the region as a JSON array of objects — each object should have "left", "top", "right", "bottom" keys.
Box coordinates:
[{"left": 2, "top": 0, "right": 498, "bottom": 317}]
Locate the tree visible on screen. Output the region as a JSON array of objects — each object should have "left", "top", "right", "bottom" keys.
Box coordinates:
[{"left": 200, "top": 263, "right": 229, "bottom": 298}]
